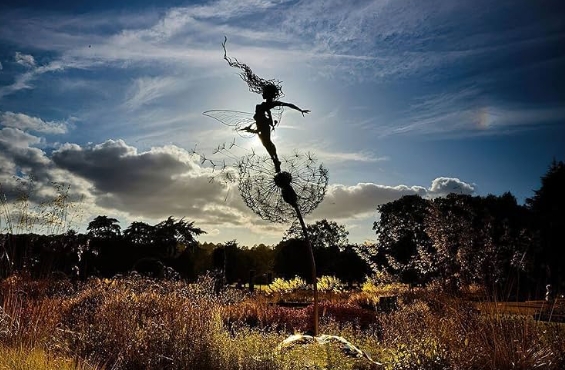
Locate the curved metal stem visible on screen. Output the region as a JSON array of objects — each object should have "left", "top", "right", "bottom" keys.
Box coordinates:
[{"left": 294, "top": 205, "right": 318, "bottom": 336}]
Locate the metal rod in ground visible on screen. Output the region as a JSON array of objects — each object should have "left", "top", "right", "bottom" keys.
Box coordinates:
[
  {"left": 294, "top": 205, "right": 318, "bottom": 336},
  {"left": 274, "top": 170, "right": 318, "bottom": 335}
]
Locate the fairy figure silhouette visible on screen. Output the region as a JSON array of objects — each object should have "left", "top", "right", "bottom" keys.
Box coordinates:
[
  {"left": 216, "top": 37, "right": 310, "bottom": 173},
  {"left": 243, "top": 84, "right": 309, "bottom": 172}
]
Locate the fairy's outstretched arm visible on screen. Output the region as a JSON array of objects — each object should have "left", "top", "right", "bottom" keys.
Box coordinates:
[{"left": 275, "top": 101, "right": 310, "bottom": 116}]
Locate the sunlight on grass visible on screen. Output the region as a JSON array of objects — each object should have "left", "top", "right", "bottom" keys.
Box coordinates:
[
  {"left": 1, "top": 275, "right": 564, "bottom": 370},
  {"left": 0, "top": 345, "right": 99, "bottom": 370}
]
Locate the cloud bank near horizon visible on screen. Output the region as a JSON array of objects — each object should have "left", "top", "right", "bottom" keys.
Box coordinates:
[{"left": 0, "top": 111, "right": 476, "bottom": 242}]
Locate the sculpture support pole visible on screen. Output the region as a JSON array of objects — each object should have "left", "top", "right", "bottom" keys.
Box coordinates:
[
  {"left": 294, "top": 205, "right": 318, "bottom": 336},
  {"left": 272, "top": 170, "right": 323, "bottom": 337}
]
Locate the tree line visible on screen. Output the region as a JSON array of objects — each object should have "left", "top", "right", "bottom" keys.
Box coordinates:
[
  {"left": 370, "top": 160, "right": 564, "bottom": 299},
  {"left": 0, "top": 215, "right": 370, "bottom": 285},
  {"left": 0, "top": 160, "right": 563, "bottom": 299}
]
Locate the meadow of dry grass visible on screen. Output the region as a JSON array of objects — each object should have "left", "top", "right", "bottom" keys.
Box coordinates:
[{"left": 1, "top": 274, "right": 564, "bottom": 370}]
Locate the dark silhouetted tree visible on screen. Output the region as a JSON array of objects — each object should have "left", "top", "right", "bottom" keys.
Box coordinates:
[
  {"left": 424, "top": 193, "right": 531, "bottom": 294},
  {"left": 274, "top": 238, "right": 311, "bottom": 281},
  {"left": 284, "top": 219, "right": 349, "bottom": 250},
  {"left": 282, "top": 219, "right": 350, "bottom": 280},
  {"left": 334, "top": 244, "right": 371, "bottom": 285},
  {"left": 124, "top": 221, "right": 155, "bottom": 246},
  {"left": 479, "top": 193, "right": 532, "bottom": 299},
  {"left": 424, "top": 194, "right": 477, "bottom": 292},
  {"left": 154, "top": 216, "right": 205, "bottom": 258},
  {"left": 526, "top": 160, "right": 565, "bottom": 294},
  {"left": 87, "top": 215, "right": 121, "bottom": 239},
  {"left": 86, "top": 216, "right": 124, "bottom": 276},
  {"left": 373, "top": 192, "right": 530, "bottom": 294},
  {"left": 373, "top": 194, "right": 431, "bottom": 285},
  {"left": 240, "top": 244, "right": 276, "bottom": 284},
  {"left": 212, "top": 240, "right": 240, "bottom": 283}
]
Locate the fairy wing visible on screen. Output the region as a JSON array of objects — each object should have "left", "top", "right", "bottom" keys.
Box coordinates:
[
  {"left": 203, "top": 110, "right": 256, "bottom": 138},
  {"left": 203, "top": 107, "right": 285, "bottom": 136},
  {"left": 203, "top": 110, "right": 255, "bottom": 128}
]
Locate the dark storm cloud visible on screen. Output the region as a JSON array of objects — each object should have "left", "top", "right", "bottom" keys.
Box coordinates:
[
  {"left": 0, "top": 127, "right": 89, "bottom": 205},
  {"left": 51, "top": 139, "right": 233, "bottom": 219},
  {"left": 0, "top": 127, "right": 50, "bottom": 179},
  {"left": 52, "top": 140, "right": 188, "bottom": 193}
]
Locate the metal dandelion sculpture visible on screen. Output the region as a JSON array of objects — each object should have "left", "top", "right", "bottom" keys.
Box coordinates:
[
  {"left": 236, "top": 152, "right": 328, "bottom": 336},
  {"left": 237, "top": 152, "right": 328, "bottom": 223}
]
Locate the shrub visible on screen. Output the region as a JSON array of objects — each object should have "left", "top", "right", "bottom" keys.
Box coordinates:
[
  {"left": 317, "top": 275, "right": 343, "bottom": 293},
  {"left": 264, "top": 276, "right": 307, "bottom": 295}
]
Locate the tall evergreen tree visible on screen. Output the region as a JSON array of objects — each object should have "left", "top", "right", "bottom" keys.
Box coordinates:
[
  {"left": 87, "top": 215, "right": 121, "bottom": 239},
  {"left": 526, "top": 160, "right": 565, "bottom": 294}
]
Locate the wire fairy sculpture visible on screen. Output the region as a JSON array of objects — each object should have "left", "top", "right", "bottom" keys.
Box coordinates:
[
  {"left": 200, "top": 38, "right": 380, "bottom": 365},
  {"left": 201, "top": 37, "right": 325, "bottom": 334},
  {"left": 204, "top": 37, "right": 309, "bottom": 173}
]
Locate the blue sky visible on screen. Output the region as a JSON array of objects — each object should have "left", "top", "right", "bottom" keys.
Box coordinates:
[{"left": 0, "top": 0, "right": 564, "bottom": 246}]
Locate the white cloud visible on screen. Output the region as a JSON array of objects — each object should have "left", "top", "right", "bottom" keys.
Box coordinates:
[
  {"left": 122, "top": 77, "right": 182, "bottom": 111},
  {"left": 47, "top": 139, "right": 293, "bottom": 241},
  {"left": 313, "top": 148, "right": 388, "bottom": 163},
  {"left": 0, "top": 126, "right": 42, "bottom": 148},
  {"left": 0, "top": 133, "right": 250, "bottom": 237},
  {"left": 0, "top": 127, "right": 80, "bottom": 208},
  {"left": 1, "top": 111, "right": 68, "bottom": 134},
  {"left": 7, "top": 134, "right": 475, "bottom": 240},
  {"left": 305, "top": 175, "right": 477, "bottom": 245},
  {"left": 0, "top": 59, "right": 70, "bottom": 99},
  {"left": 1, "top": 0, "right": 560, "bottom": 87},
  {"left": 0, "top": 0, "right": 482, "bottom": 99},
  {"left": 313, "top": 182, "right": 427, "bottom": 219},
  {"left": 428, "top": 177, "right": 475, "bottom": 197},
  {"left": 312, "top": 177, "right": 476, "bottom": 220},
  {"left": 15, "top": 51, "right": 35, "bottom": 68}
]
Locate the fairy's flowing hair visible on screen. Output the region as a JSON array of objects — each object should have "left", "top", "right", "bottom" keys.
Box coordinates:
[{"left": 222, "top": 37, "right": 284, "bottom": 100}]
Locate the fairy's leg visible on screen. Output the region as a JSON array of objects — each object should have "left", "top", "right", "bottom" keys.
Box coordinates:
[
  {"left": 265, "top": 141, "right": 281, "bottom": 173},
  {"left": 271, "top": 150, "right": 281, "bottom": 173},
  {"left": 259, "top": 131, "right": 281, "bottom": 172}
]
